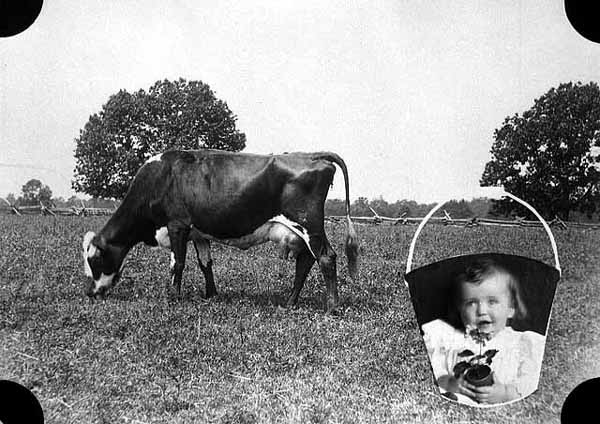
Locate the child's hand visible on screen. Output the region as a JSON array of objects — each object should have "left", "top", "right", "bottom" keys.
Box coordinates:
[
  {"left": 468, "top": 373, "right": 519, "bottom": 404},
  {"left": 438, "top": 375, "right": 480, "bottom": 400},
  {"left": 439, "top": 372, "right": 519, "bottom": 404}
]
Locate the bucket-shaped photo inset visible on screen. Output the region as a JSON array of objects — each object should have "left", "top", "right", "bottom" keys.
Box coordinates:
[{"left": 404, "top": 188, "right": 561, "bottom": 408}]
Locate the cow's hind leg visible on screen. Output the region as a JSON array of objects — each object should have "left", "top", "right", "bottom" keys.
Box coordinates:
[
  {"left": 192, "top": 238, "right": 217, "bottom": 298},
  {"left": 286, "top": 251, "right": 316, "bottom": 308},
  {"left": 167, "top": 222, "right": 190, "bottom": 298},
  {"left": 317, "top": 236, "right": 339, "bottom": 313}
]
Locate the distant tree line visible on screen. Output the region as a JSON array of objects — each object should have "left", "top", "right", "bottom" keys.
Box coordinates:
[
  {"left": 3, "top": 177, "right": 599, "bottom": 222},
  {"left": 325, "top": 197, "right": 494, "bottom": 219},
  {"left": 3, "top": 178, "right": 118, "bottom": 209},
  {"left": 0, "top": 178, "right": 490, "bottom": 218}
]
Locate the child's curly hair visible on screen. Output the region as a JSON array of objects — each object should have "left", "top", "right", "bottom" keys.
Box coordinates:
[{"left": 447, "top": 257, "right": 527, "bottom": 330}]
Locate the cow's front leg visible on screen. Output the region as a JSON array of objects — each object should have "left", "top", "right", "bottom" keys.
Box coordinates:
[
  {"left": 317, "top": 237, "right": 339, "bottom": 313},
  {"left": 167, "top": 222, "right": 190, "bottom": 298},
  {"left": 286, "top": 251, "right": 315, "bottom": 308},
  {"left": 193, "top": 238, "right": 217, "bottom": 298}
]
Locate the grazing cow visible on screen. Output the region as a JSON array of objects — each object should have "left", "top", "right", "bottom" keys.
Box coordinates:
[{"left": 82, "top": 149, "right": 358, "bottom": 311}]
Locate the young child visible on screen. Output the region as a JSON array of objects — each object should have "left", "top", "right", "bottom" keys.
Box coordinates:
[{"left": 421, "top": 258, "right": 546, "bottom": 406}]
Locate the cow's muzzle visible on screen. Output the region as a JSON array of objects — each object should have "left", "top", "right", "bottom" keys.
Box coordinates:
[{"left": 85, "top": 279, "right": 107, "bottom": 300}]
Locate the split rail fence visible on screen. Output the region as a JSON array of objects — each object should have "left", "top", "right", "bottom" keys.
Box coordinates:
[
  {"left": 0, "top": 200, "right": 115, "bottom": 217},
  {"left": 326, "top": 207, "right": 600, "bottom": 230},
  {"left": 1, "top": 200, "right": 599, "bottom": 230}
]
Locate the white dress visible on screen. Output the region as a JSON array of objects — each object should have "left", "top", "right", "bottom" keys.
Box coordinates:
[{"left": 421, "top": 319, "right": 546, "bottom": 406}]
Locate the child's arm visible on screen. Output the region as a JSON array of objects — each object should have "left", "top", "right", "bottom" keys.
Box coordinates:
[
  {"left": 512, "top": 331, "right": 545, "bottom": 397},
  {"left": 422, "top": 320, "right": 462, "bottom": 383}
]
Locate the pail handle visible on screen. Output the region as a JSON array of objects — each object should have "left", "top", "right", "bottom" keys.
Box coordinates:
[{"left": 405, "top": 188, "right": 561, "bottom": 276}]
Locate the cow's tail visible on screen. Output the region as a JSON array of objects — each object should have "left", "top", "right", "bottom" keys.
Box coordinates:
[{"left": 313, "top": 152, "right": 359, "bottom": 280}]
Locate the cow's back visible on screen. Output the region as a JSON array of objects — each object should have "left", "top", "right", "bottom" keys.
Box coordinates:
[{"left": 135, "top": 150, "right": 334, "bottom": 238}]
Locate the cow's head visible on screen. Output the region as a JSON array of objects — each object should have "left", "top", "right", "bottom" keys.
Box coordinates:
[{"left": 82, "top": 231, "right": 125, "bottom": 299}]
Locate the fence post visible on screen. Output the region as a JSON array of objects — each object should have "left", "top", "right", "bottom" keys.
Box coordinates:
[
  {"left": 368, "top": 206, "right": 382, "bottom": 225},
  {"left": 442, "top": 210, "right": 452, "bottom": 225}
]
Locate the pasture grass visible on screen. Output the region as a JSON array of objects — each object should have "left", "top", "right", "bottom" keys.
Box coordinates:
[{"left": 0, "top": 216, "right": 599, "bottom": 423}]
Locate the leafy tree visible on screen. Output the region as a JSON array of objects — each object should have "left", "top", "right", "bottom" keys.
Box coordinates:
[
  {"left": 86, "top": 198, "right": 119, "bottom": 209},
  {"left": 352, "top": 197, "right": 371, "bottom": 217},
  {"left": 435, "top": 200, "right": 474, "bottom": 219},
  {"left": 390, "top": 200, "right": 412, "bottom": 217},
  {"left": 326, "top": 196, "right": 493, "bottom": 219},
  {"left": 369, "top": 196, "right": 393, "bottom": 217},
  {"left": 324, "top": 199, "right": 346, "bottom": 216},
  {"left": 390, "top": 199, "right": 435, "bottom": 217},
  {"left": 20, "top": 179, "right": 52, "bottom": 206},
  {"left": 73, "top": 78, "right": 246, "bottom": 199},
  {"left": 468, "top": 197, "right": 493, "bottom": 218},
  {"left": 66, "top": 195, "right": 83, "bottom": 207},
  {"left": 52, "top": 196, "right": 67, "bottom": 207},
  {"left": 481, "top": 81, "right": 600, "bottom": 220},
  {"left": 5, "top": 193, "right": 16, "bottom": 205}
]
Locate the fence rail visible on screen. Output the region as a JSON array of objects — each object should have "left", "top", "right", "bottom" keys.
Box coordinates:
[
  {"left": 2, "top": 202, "right": 599, "bottom": 229},
  {"left": 326, "top": 211, "right": 600, "bottom": 230},
  {"left": 0, "top": 204, "right": 115, "bottom": 217}
]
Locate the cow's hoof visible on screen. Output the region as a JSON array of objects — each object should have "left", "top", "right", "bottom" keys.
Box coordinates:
[
  {"left": 203, "top": 291, "right": 217, "bottom": 300},
  {"left": 325, "top": 301, "right": 341, "bottom": 315},
  {"left": 166, "top": 289, "right": 182, "bottom": 302},
  {"left": 326, "top": 308, "right": 341, "bottom": 316},
  {"left": 285, "top": 296, "right": 299, "bottom": 309}
]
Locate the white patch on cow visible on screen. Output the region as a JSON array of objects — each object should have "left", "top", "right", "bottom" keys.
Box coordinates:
[
  {"left": 188, "top": 215, "right": 315, "bottom": 259},
  {"left": 94, "top": 272, "right": 116, "bottom": 292},
  {"left": 146, "top": 153, "right": 163, "bottom": 163},
  {"left": 82, "top": 231, "right": 96, "bottom": 277},
  {"left": 87, "top": 244, "right": 98, "bottom": 257},
  {"left": 268, "top": 215, "right": 315, "bottom": 258},
  {"left": 83, "top": 258, "right": 93, "bottom": 278},
  {"left": 170, "top": 252, "right": 175, "bottom": 271},
  {"left": 155, "top": 227, "right": 171, "bottom": 249}
]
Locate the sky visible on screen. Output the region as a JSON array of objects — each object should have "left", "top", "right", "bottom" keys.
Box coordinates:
[{"left": 1, "top": 0, "right": 599, "bottom": 203}]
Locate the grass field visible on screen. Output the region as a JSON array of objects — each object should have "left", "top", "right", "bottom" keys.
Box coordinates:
[{"left": 1, "top": 215, "right": 599, "bottom": 423}]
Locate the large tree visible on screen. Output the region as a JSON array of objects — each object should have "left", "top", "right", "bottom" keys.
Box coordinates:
[
  {"left": 20, "top": 179, "right": 53, "bottom": 206},
  {"left": 73, "top": 78, "right": 246, "bottom": 199},
  {"left": 481, "top": 81, "right": 600, "bottom": 220}
]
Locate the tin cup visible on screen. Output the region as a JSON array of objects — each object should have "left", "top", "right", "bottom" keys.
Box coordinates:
[{"left": 404, "top": 188, "right": 561, "bottom": 407}]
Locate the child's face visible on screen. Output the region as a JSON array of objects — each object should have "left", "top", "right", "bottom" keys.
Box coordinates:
[{"left": 458, "top": 271, "right": 515, "bottom": 336}]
